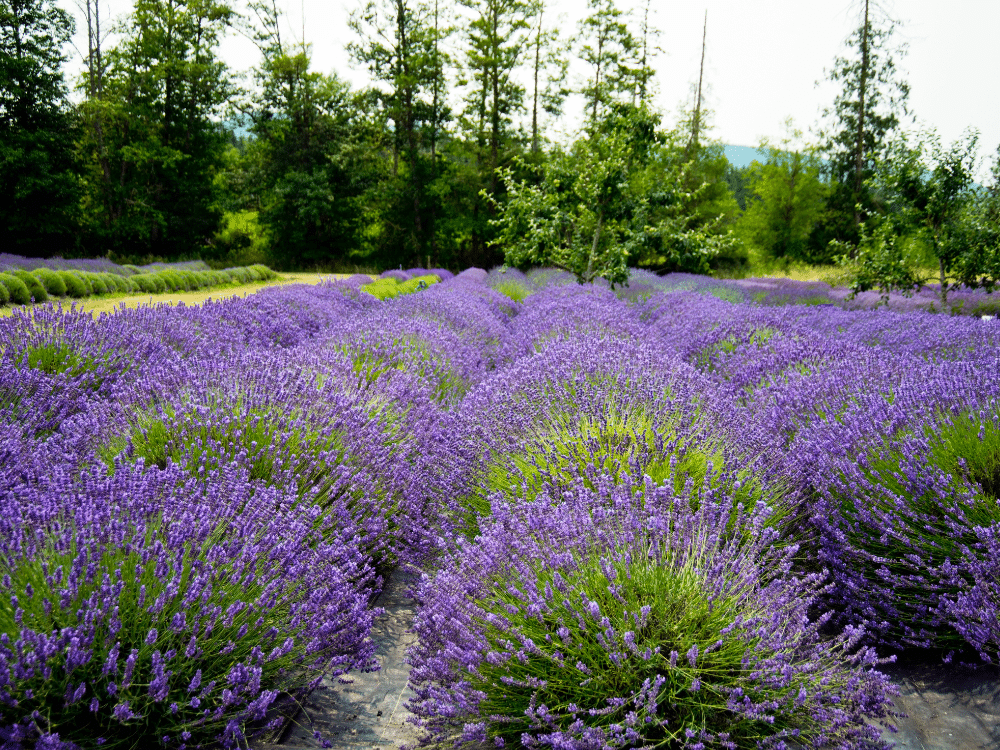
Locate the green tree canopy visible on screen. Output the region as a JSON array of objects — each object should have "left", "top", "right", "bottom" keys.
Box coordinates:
[
  {"left": 491, "top": 104, "right": 737, "bottom": 284},
  {"left": 738, "top": 121, "right": 829, "bottom": 263},
  {"left": 0, "top": 0, "right": 80, "bottom": 255},
  {"left": 847, "top": 128, "right": 1000, "bottom": 306},
  {"left": 77, "top": 0, "right": 236, "bottom": 257}
]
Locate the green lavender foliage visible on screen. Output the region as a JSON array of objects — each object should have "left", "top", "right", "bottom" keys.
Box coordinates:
[{"left": 0, "top": 272, "right": 33, "bottom": 304}]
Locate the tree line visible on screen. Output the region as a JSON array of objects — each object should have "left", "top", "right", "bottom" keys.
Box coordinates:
[{"left": 2, "top": 0, "right": 998, "bottom": 284}]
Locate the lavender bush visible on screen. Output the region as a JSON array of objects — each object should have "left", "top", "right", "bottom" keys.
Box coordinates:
[
  {"left": 0, "top": 461, "right": 378, "bottom": 748},
  {"left": 408, "top": 478, "right": 897, "bottom": 749},
  {"left": 810, "top": 404, "right": 1000, "bottom": 654}
]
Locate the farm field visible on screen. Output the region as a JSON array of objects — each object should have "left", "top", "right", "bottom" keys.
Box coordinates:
[
  {"left": 1, "top": 266, "right": 999, "bottom": 749},
  {"left": 30, "top": 273, "right": 356, "bottom": 317},
  {"left": 0, "top": 253, "right": 359, "bottom": 318}
]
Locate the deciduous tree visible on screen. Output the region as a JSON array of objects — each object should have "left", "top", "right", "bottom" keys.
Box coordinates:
[
  {"left": 738, "top": 121, "right": 829, "bottom": 263},
  {"left": 847, "top": 129, "right": 999, "bottom": 307}
]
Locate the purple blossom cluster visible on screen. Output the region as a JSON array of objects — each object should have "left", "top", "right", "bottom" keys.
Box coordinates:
[{"left": 4, "top": 265, "right": 999, "bottom": 748}]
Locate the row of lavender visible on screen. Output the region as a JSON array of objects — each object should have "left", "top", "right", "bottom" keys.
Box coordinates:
[
  {"left": 2, "top": 267, "right": 998, "bottom": 748},
  {"left": 404, "top": 271, "right": 1000, "bottom": 749},
  {"left": 0, "top": 270, "right": 479, "bottom": 747},
  {"left": 0, "top": 255, "right": 214, "bottom": 278},
  {"left": 488, "top": 266, "right": 1000, "bottom": 316}
]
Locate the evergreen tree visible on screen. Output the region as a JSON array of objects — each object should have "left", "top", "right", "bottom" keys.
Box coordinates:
[
  {"left": 818, "top": 0, "right": 909, "bottom": 245},
  {"left": 349, "top": 0, "right": 446, "bottom": 264},
  {"left": 245, "top": 3, "right": 383, "bottom": 269},
  {"left": 452, "top": 0, "right": 533, "bottom": 267},
  {"left": 575, "top": 0, "right": 636, "bottom": 125},
  {"left": 526, "top": 0, "right": 568, "bottom": 156},
  {"left": 0, "top": 0, "right": 80, "bottom": 255}
]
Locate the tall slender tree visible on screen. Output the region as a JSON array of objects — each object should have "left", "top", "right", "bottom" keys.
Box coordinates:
[
  {"left": 819, "top": 0, "right": 909, "bottom": 242},
  {"left": 632, "top": 0, "right": 659, "bottom": 106},
  {"left": 688, "top": 10, "right": 707, "bottom": 152},
  {"left": 527, "top": 0, "right": 568, "bottom": 155},
  {"left": 349, "top": 0, "right": 442, "bottom": 260},
  {"left": 459, "top": 0, "right": 531, "bottom": 186}
]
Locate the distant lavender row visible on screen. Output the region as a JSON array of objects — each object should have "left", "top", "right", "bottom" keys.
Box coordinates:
[
  {"left": 485, "top": 266, "right": 1000, "bottom": 315},
  {"left": 0, "top": 253, "right": 212, "bottom": 277}
]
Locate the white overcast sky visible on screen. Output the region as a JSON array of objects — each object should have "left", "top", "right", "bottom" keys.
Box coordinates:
[{"left": 60, "top": 0, "right": 999, "bottom": 174}]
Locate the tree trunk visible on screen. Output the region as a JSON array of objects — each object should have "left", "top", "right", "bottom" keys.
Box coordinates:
[
  {"left": 939, "top": 253, "right": 948, "bottom": 309},
  {"left": 591, "top": 31, "right": 603, "bottom": 123},
  {"left": 531, "top": 5, "right": 542, "bottom": 153},
  {"left": 691, "top": 10, "right": 707, "bottom": 149},
  {"left": 585, "top": 212, "right": 604, "bottom": 283}
]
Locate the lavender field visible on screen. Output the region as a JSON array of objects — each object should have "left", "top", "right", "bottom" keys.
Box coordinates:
[{"left": 1, "top": 267, "right": 998, "bottom": 749}]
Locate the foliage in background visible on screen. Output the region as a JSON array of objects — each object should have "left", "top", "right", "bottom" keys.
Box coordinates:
[
  {"left": 492, "top": 104, "right": 740, "bottom": 285},
  {"left": 843, "top": 129, "right": 999, "bottom": 306},
  {"left": 0, "top": 0, "right": 997, "bottom": 279},
  {"left": 0, "top": 0, "right": 81, "bottom": 256},
  {"left": 816, "top": 1, "right": 910, "bottom": 248},
  {"left": 737, "top": 121, "right": 829, "bottom": 264},
  {"left": 75, "top": 0, "right": 236, "bottom": 258}
]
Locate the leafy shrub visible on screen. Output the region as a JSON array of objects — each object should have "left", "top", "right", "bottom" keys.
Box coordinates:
[
  {"left": 361, "top": 278, "right": 402, "bottom": 300},
  {"left": 226, "top": 266, "right": 252, "bottom": 283},
  {"left": 32, "top": 268, "right": 67, "bottom": 297},
  {"left": 409, "top": 480, "right": 897, "bottom": 750},
  {"left": 250, "top": 264, "right": 277, "bottom": 281},
  {"left": 156, "top": 270, "right": 184, "bottom": 291},
  {"left": 56, "top": 271, "right": 89, "bottom": 298},
  {"left": 493, "top": 279, "right": 533, "bottom": 301},
  {"left": 212, "top": 210, "right": 270, "bottom": 267},
  {"left": 82, "top": 272, "right": 109, "bottom": 294},
  {"left": 124, "top": 276, "right": 142, "bottom": 293},
  {"left": 101, "top": 272, "right": 130, "bottom": 293},
  {"left": 175, "top": 270, "right": 197, "bottom": 289},
  {"left": 121, "top": 264, "right": 142, "bottom": 275},
  {"left": 67, "top": 271, "right": 93, "bottom": 295},
  {"left": 0, "top": 281, "right": 9, "bottom": 305},
  {"left": 131, "top": 274, "right": 157, "bottom": 293},
  {"left": 0, "top": 272, "right": 33, "bottom": 304},
  {"left": 12, "top": 270, "right": 48, "bottom": 303}
]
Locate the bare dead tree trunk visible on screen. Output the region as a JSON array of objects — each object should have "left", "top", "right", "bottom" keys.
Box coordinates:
[
  {"left": 691, "top": 10, "right": 706, "bottom": 150},
  {"left": 531, "top": 4, "right": 542, "bottom": 153},
  {"left": 853, "top": 0, "right": 869, "bottom": 229},
  {"left": 636, "top": 0, "right": 651, "bottom": 104}
]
